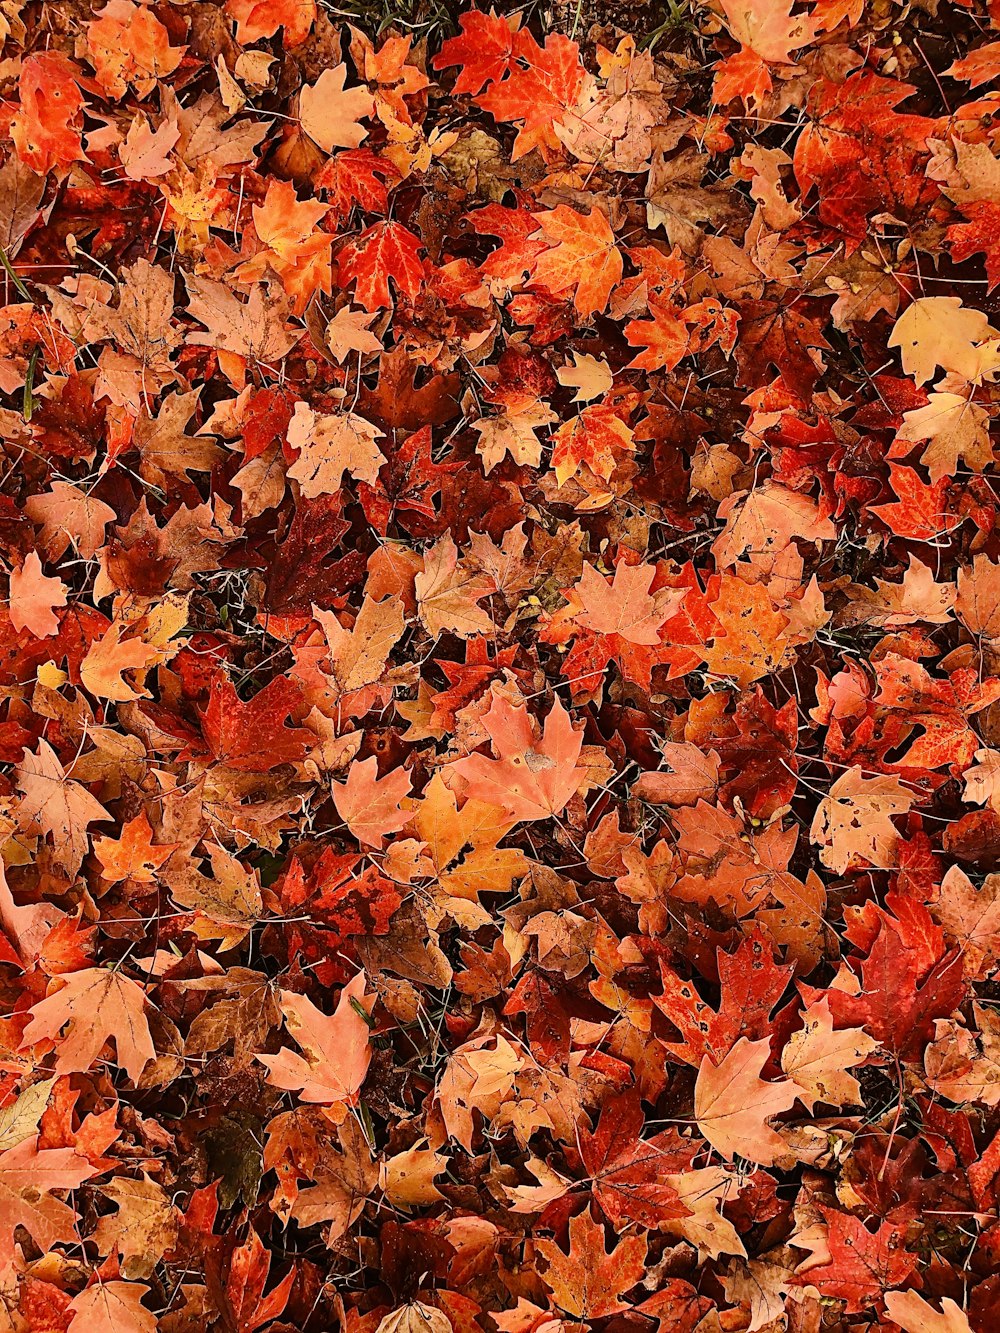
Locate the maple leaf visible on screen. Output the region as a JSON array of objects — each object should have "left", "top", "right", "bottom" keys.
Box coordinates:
[
  {"left": 338, "top": 221, "right": 425, "bottom": 312},
  {"left": 258, "top": 971, "right": 373, "bottom": 1111},
  {"left": 780, "top": 997, "right": 877, "bottom": 1110},
  {"left": 80, "top": 622, "right": 159, "bottom": 702},
  {"left": 227, "top": 0, "right": 316, "bottom": 46},
  {"left": 87, "top": 1, "right": 183, "bottom": 100},
  {"left": 884, "top": 1290, "right": 974, "bottom": 1332},
  {"left": 473, "top": 202, "right": 550, "bottom": 291},
  {"left": 3, "top": 4, "right": 1000, "bottom": 1319},
  {"left": 325, "top": 306, "right": 382, "bottom": 362},
  {"left": 964, "top": 747, "right": 1000, "bottom": 817},
  {"left": 573, "top": 561, "right": 671, "bottom": 645},
  {"left": 544, "top": 560, "right": 685, "bottom": 698},
  {"left": 632, "top": 742, "right": 721, "bottom": 807},
  {"left": 200, "top": 675, "right": 311, "bottom": 772},
  {"left": 263, "top": 493, "right": 365, "bottom": 613},
  {"left": 432, "top": 10, "right": 519, "bottom": 93},
  {"left": 0, "top": 1079, "right": 56, "bottom": 1152},
  {"left": 274, "top": 1112, "right": 377, "bottom": 1234},
  {"left": 713, "top": 0, "right": 815, "bottom": 110},
  {"left": 478, "top": 29, "right": 584, "bottom": 160},
  {"left": 931, "top": 865, "right": 1000, "bottom": 979},
  {"left": 89, "top": 256, "right": 180, "bottom": 377},
  {"left": 895, "top": 391, "right": 993, "bottom": 482},
  {"left": 888, "top": 297, "right": 1000, "bottom": 386},
  {"left": 8, "top": 551, "right": 67, "bottom": 638},
  {"left": 332, "top": 756, "right": 413, "bottom": 848},
  {"left": 655, "top": 929, "right": 794, "bottom": 1066},
  {"left": 93, "top": 812, "right": 175, "bottom": 885},
  {"left": 0, "top": 861, "right": 63, "bottom": 969},
  {"left": 21, "top": 967, "right": 155, "bottom": 1081},
  {"left": 703, "top": 575, "right": 789, "bottom": 688},
  {"left": 412, "top": 772, "right": 524, "bottom": 909},
  {"left": 186, "top": 968, "right": 282, "bottom": 1072},
  {"left": 286, "top": 402, "right": 386, "bottom": 497},
  {"left": 225, "top": 1229, "right": 295, "bottom": 1333},
  {"left": 415, "top": 535, "right": 494, "bottom": 639},
  {"left": 530, "top": 205, "right": 622, "bottom": 318},
  {"left": 380, "top": 1145, "right": 447, "bottom": 1208},
  {"left": 734, "top": 297, "right": 830, "bottom": 395},
  {"left": 872, "top": 555, "right": 956, "bottom": 627},
  {"left": 808, "top": 1210, "right": 917, "bottom": 1313},
  {"left": 957, "top": 554, "right": 1000, "bottom": 643},
  {"left": 650, "top": 1167, "right": 745, "bottom": 1263},
  {"left": 950, "top": 198, "right": 1000, "bottom": 290},
  {"left": 11, "top": 52, "right": 86, "bottom": 175},
  {"left": 457, "top": 1054, "right": 530, "bottom": 1147},
  {"left": 67, "top": 1282, "right": 157, "bottom": 1333},
  {"left": 185, "top": 274, "right": 298, "bottom": 372},
  {"left": 792, "top": 73, "right": 940, "bottom": 240},
  {"left": 624, "top": 295, "right": 690, "bottom": 371},
  {"left": 924, "top": 1004, "right": 1000, "bottom": 1106},
  {"left": 694, "top": 1037, "right": 797, "bottom": 1164},
  {"left": 239, "top": 179, "right": 332, "bottom": 311},
  {"left": 120, "top": 115, "right": 179, "bottom": 181},
  {"left": 450, "top": 693, "right": 586, "bottom": 822},
  {"left": 556, "top": 41, "right": 672, "bottom": 173},
  {"left": 535, "top": 1208, "right": 646, "bottom": 1319},
  {"left": 316, "top": 148, "right": 399, "bottom": 223},
  {"left": 670, "top": 802, "right": 802, "bottom": 919},
  {"left": 808, "top": 897, "right": 964, "bottom": 1059},
  {"left": 376, "top": 1305, "right": 452, "bottom": 1333},
  {"left": 472, "top": 391, "right": 556, "bottom": 475},
  {"left": 946, "top": 41, "right": 1000, "bottom": 87},
  {"left": 132, "top": 390, "right": 221, "bottom": 485},
  {"left": 0, "top": 148, "right": 44, "bottom": 263},
  {"left": 16, "top": 739, "right": 111, "bottom": 878},
  {"left": 712, "top": 482, "right": 835, "bottom": 571},
  {"left": 299, "top": 64, "right": 373, "bottom": 152},
  {"left": 872, "top": 463, "right": 960, "bottom": 541},
  {"left": 168, "top": 844, "right": 263, "bottom": 951},
  {"left": 550, "top": 402, "right": 634, "bottom": 488},
  {"left": 93, "top": 1175, "right": 179, "bottom": 1280},
  {"left": 0, "top": 1135, "right": 98, "bottom": 1270},
  {"left": 809, "top": 767, "right": 917, "bottom": 874},
  {"left": 579, "top": 1094, "right": 689, "bottom": 1228},
  {"left": 315, "top": 595, "right": 405, "bottom": 695},
  {"left": 556, "top": 352, "right": 612, "bottom": 402}
]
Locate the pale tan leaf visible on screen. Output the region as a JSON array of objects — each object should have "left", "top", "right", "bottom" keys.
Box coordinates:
[{"left": 694, "top": 1037, "right": 797, "bottom": 1165}]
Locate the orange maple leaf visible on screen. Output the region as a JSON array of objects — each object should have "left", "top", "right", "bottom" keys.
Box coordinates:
[
  {"left": 16, "top": 740, "right": 111, "bottom": 878},
  {"left": 529, "top": 206, "right": 623, "bottom": 318},
  {"left": 694, "top": 1036, "right": 798, "bottom": 1164},
  {"left": 624, "top": 296, "right": 690, "bottom": 371},
  {"left": 299, "top": 64, "right": 373, "bottom": 152},
  {"left": 227, "top": 0, "right": 317, "bottom": 46},
  {"left": 8, "top": 552, "right": 67, "bottom": 639},
  {"left": 573, "top": 561, "right": 674, "bottom": 646},
  {"left": 21, "top": 967, "right": 155, "bottom": 1082},
  {"left": 258, "top": 972, "right": 373, "bottom": 1112},
  {"left": 333, "top": 756, "right": 413, "bottom": 848},
  {"left": 0, "top": 1136, "right": 99, "bottom": 1272},
  {"left": 92, "top": 812, "right": 177, "bottom": 885},
  {"left": 535, "top": 1208, "right": 646, "bottom": 1319},
  {"left": 67, "top": 1281, "right": 157, "bottom": 1333},
  {"left": 450, "top": 693, "right": 586, "bottom": 823},
  {"left": 238, "top": 180, "right": 333, "bottom": 312}
]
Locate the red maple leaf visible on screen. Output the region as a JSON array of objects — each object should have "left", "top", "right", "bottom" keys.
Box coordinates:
[
  {"left": 200, "top": 675, "right": 312, "bottom": 772},
  {"left": 338, "top": 221, "right": 425, "bottom": 311}
]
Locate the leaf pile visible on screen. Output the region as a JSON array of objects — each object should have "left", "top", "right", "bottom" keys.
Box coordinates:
[{"left": 1, "top": 1, "right": 1000, "bottom": 1331}]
